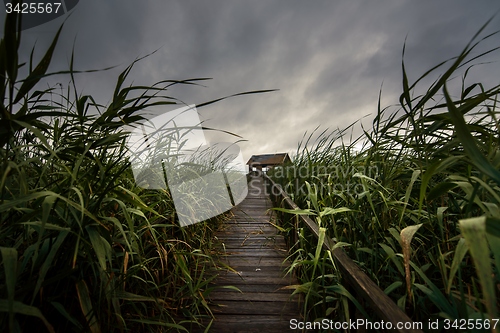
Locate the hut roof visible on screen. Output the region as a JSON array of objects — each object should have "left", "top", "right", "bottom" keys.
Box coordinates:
[{"left": 246, "top": 153, "right": 291, "bottom": 166}]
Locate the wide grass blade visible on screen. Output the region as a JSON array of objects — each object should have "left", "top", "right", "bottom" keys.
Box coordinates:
[
  {"left": 76, "top": 280, "right": 101, "bottom": 333},
  {"left": 410, "top": 261, "right": 457, "bottom": 318},
  {"left": 446, "top": 238, "right": 468, "bottom": 294},
  {"left": 459, "top": 216, "right": 498, "bottom": 321},
  {"left": 444, "top": 85, "right": 500, "bottom": 185},
  {"left": 86, "top": 226, "right": 111, "bottom": 273},
  {"left": 196, "top": 89, "right": 277, "bottom": 108},
  {"left": 0, "top": 300, "right": 54, "bottom": 333},
  {"left": 14, "top": 24, "right": 64, "bottom": 104},
  {"left": 31, "top": 230, "right": 69, "bottom": 305},
  {"left": 0, "top": 247, "right": 17, "bottom": 331}
]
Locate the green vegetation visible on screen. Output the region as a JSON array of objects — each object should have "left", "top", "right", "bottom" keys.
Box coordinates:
[
  {"left": 269, "top": 18, "right": 500, "bottom": 331},
  {"left": 0, "top": 10, "right": 248, "bottom": 333}
]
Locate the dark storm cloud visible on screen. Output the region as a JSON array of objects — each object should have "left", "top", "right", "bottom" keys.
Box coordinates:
[{"left": 2, "top": 0, "right": 500, "bottom": 159}]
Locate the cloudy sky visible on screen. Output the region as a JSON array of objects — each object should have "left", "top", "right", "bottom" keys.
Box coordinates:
[{"left": 2, "top": 0, "right": 500, "bottom": 161}]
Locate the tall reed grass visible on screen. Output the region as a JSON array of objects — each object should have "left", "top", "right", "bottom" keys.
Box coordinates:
[
  {"left": 269, "top": 18, "right": 500, "bottom": 331},
  {"left": 0, "top": 8, "right": 264, "bottom": 332}
]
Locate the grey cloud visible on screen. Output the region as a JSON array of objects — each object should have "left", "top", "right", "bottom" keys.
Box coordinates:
[{"left": 3, "top": 0, "right": 500, "bottom": 160}]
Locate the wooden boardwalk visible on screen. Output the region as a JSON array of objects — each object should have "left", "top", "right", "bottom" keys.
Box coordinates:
[{"left": 198, "top": 175, "right": 301, "bottom": 332}]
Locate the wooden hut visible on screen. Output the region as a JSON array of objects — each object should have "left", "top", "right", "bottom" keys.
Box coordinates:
[{"left": 246, "top": 153, "right": 291, "bottom": 173}]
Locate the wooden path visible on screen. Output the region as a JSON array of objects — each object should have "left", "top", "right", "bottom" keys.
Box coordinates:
[{"left": 197, "top": 175, "right": 301, "bottom": 332}]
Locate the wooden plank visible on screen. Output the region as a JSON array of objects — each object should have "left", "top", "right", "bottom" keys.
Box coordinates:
[
  {"left": 215, "top": 239, "right": 281, "bottom": 244},
  {"left": 217, "top": 249, "right": 287, "bottom": 257},
  {"left": 224, "top": 219, "right": 272, "bottom": 222},
  {"left": 209, "top": 291, "right": 297, "bottom": 302},
  {"left": 237, "top": 217, "right": 275, "bottom": 220},
  {"left": 215, "top": 243, "right": 284, "bottom": 248},
  {"left": 214, "top": 239, "right": 284, "bottom": 245},
  {"left": 211, "top": 283, "right": 294, "bottom": 293},
  {"left": 216, "top": 232, "right": 277, "bottom": 237},
  {"left": 214, "top": 275, "right": 294, "bottom": 285},
  {"left": 218, "top": 237, "right": 285, "bottom": 243},
  {"left": 207, "top": 269, "right": 289, "bottom": 281},
  {"left": 220, "top": 222, "right": 273, "bottom": 226},
  {"left": 219, "top": 241, "right": 286, "bottom": 247},
  {"left": 218, "top": 224, "right": 275, "bottom": 229},
  {"left": 191, "top": 316, "right": 297, "bottom": 333},
  {"left": 215, "top": 233, "right": 278, "bottom": 239},
  {"left": 219, "top": 247, "right": 287, "bottom": 252},
  {"left": 217, "top": 232, "right": 278, "bottom": 237},
  {"left": 218, "top": 257, "right": 289, "bottom": 266},
  {"left": 219, "top": 244, "right": 287, "bottom": 250},
  {"left": 216, "top": 269, "right": 291, "bottom": 279},
  {"left": 210, "top": 300, "right": 299, "bottom": 315},
  {"left": 207, "top": 314, "right": 298, "bottom": 323},
  {"left": 215, "top": 232, "right": 282, "bottom": 238},
  {"left": 218, "top": 226, "right": 276, "bottom": 230},
  {"left": 217, "top": 237, "right": 285, "bottom": 244},
  {"left": 216, "top": 264, "right": 287, "bottom": 271}
]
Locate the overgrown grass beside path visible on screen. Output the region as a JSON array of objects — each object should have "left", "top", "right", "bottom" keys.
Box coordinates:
[
  {"left": 269, "top": 17, "right": 500, "bottom": 332},
  {"left": 0, "top": 9, "right": 268, "bottom": 333}
]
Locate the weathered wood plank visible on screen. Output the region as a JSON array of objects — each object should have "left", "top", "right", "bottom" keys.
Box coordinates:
[
  {"left": 209, "top": 277, "right": 293, "bottom": 286},
  {"left": 207, "top": 314, "right": 298, "bottom": 323},
  {"left": 210, "top": 300, "right": 298, "bottom": 314},
  {"left": 214, "top": 238, "right": 283, "bottom": 245},
  {"left": 218, "top": 267, "right": 291, "bottom": 277},
  {"left": 209, "top": 291, "right": 297, "bottom": 302},
  {"left": 218, "top": 245, "right": 287, "bottom": 251},
  {"left": 218, "top": 249, "right": 288, "bottom": 256},
  {"left": 216, "top": 238, "right": 280, "bottom": 245},
  {"left": 218, "top": 257, "right": 290, "bottom": 267},
  {"left": 191, "top": 316, "right": 296, "bottom": 333},
  {"left": 211, "top": 284, "right": 295, "bottom": 294}
]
